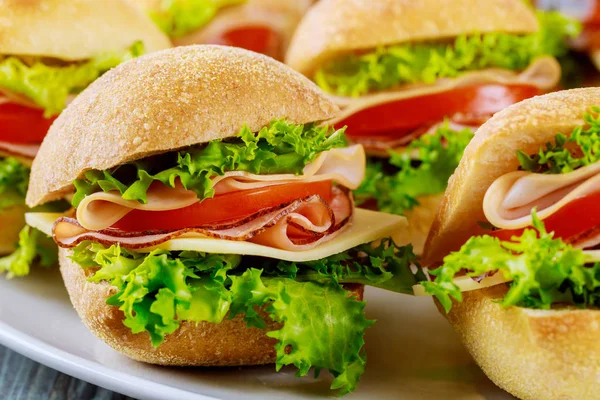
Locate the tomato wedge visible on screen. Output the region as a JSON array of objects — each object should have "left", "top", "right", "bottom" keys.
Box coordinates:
[
  {"left": 340, "top": 84, "right": 542, "bottom": 140},
  {"left": 0, "top": 103, "right": 54, "bottom": 144},
  {"left": 489, "top": 192, "right": 600, "bottom": 243},
  {"left": 219, "top": 26, "right": 281, "bottom": 59},
  {"left": 112, "top": 180, "right": 333, "bottom": 232}
]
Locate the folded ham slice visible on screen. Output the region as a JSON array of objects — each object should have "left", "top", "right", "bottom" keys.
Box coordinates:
[
  {"left": 326, "top": 56, "right": 561, "bottom": 128},
  {"left": 54, "top": 187, "right": 353, "bottom": 251},
  {"left": 483, "top": 161, "right": 600, "bottom": 248},
  {"left": 76, "top": 145, "right": 365, "bottom": 231}
]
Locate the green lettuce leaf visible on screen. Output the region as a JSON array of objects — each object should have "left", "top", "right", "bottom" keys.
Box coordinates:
[
  {"left": 229, "top": 269, "right": 373, "bottom": 396},
  {"left": 72, "top": 119, "right": 347, "bottom": 207},
  {"left": 423, "top": 212, "right": 600, "bottom": 313},
  {"left": 517, "top": 107, "right": 600, "bottom": 174},
  {"left": 355, "top": 124, "right": 474, "bottom": 215},
  {"left": 315, "top": 10, "right": 580, "bottom": 96},
  {"left": 262, "top": 238, "right": 425, "bottom": 294},
  {"left": 0, "top": 157, "right": 29, "bottom": 210},
  {"left": 70, "top": 238, "right": 420, "bottom": 395},
  {"left": 0, "top": 226, "right": 58, "bottom": 278},
  {"left": 150, "top": 0, "right": 246, "bottom": 38},
  {"left": 0, "top": 41, "right": 144, "bottom": 116}
]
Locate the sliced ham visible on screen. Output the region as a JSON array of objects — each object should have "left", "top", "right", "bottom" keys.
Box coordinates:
[
  {"left": 0, "top": 141, "right": 39, "bottom": 164},
  {"left": 212, "top": 145, "right": 365, "bottom": 194},
  {"left": 325, "top": 56, "right": 561, "bottom": 128},
  {"left": 483, "top": 161, "right": 600, "bottom": 230},
  {"left": 76, "top": 145, "right": 365, "bottom": 231},
  {"left": 54, "top": 187, "right": 353, "bottom": 251}
]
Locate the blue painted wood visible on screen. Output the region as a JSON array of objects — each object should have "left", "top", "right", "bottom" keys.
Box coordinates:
[{"left": 0, "top": 346, "right": 134, "bottom": 400}]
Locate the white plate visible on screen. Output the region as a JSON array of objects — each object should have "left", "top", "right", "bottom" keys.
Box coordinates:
[{"left": 0, "top": 267, "right": 513, "bottom": 400}]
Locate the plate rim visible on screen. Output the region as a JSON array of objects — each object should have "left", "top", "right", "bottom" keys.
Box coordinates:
[{"left": 0, "top": 320, "right": 220, "bottom": 400}]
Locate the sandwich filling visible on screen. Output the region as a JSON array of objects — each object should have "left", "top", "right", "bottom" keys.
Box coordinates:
[
  {"left": 151, "top": 0, "right": 309, "bottom": 60},
  {"left": 0, "top": 42, "right": 144, "bottom": 277},
  {"left": 29, "top": 119, "right": 425, "bottom": 395},
  {"left": 420, "top": 108, "right": 600, "bottom": 312},
  {"left": 321, "top": 10, "right": 577, "bottom": 220}
]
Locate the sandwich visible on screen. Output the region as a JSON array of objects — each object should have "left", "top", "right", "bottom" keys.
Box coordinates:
[
  {"left": 418, "top": 87, "right": 600, "bottom": 399},
  {"left": 25, "top": 45, "right": 424, "bottom": 395},
  {"left": 136, "top": 0, "right": 313, "bottom": 60},
  {"left": 0, "top": 0, "right": 170, "bottom": 277},
  {"left": 285, "top": 0, "right": 576, "bottom": 254}
]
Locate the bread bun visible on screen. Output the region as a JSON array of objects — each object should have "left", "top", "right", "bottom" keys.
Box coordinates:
[
  {"left": 437, "top": 284, "right": 600, "bottom": 400},
  {"left": 59, "top": 247, "right": 363, "bottom": 366},
  {"left": 423, "top": 87, "right": 600, "bottom": 266},
  {"left": 26, "top": 45, "right": 339, "bottom": 208},
  {"left": 285, "top": 0, "right": 537, "bottom": 77},
  {"left": 0, "top": 0, "right": 170, "bottom": 60}
]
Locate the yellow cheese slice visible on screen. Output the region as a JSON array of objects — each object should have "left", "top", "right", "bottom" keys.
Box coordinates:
[{"left": 26, "top": 209, "right": 409, "bottom": 262}]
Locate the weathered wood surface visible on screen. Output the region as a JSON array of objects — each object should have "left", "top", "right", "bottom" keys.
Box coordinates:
[{"left": 0, "top": 346, "right": 135, "bottom": 400}]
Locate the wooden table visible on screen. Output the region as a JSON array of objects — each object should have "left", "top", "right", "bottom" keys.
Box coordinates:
[{"left": 0, "top": 346, "right": 133, "bottom": 400}]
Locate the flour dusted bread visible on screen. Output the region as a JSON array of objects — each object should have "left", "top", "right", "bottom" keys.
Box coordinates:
[
  {"left": 437, "top": 285, "right": 600, "bottom": 400},
  {"left": 26, "top": 45, "right": 339, "bottom": 207}
]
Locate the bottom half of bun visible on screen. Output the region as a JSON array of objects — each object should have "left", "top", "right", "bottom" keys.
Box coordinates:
[
  {"left": 0, "top": 204, "right": 27, "bottom": 254},
  {"left": 436, "top": 284, "right": 600, "bottom": 400},
  {"left": 59, "top": 248, "right": 364, "bottom": 367}
]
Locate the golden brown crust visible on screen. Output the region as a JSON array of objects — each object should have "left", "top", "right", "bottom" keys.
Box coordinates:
[
  {"left": 439, "top": 284, "right": 600, "bottom": 400},
  {"left": 26, "top": 45, "right": 339, "bottom": 208},
  {"left": 59, "top": 247, "right": 363, "bottom": 366},
  {"left": 0, "top": 0, "right": 170, "bottom": 60},
  {"left": 285, "top": 0, "right": 538, "bottom": 76},
  {"left": 423, "top": 87, "right": 600, "bottom": 265}
]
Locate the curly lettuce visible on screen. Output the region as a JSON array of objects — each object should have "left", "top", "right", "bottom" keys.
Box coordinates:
[
  {"left": 423, "top": 213, "right": 600, "bottom": 313},
  {"left": 0, "top": 41, "right": 144, "bottom": 116},
  {"left": 315, "top": 10, "right": 580, "bottom": 97},
  {"left": 71, "top": 239, "right": 421, "bottom": 395},
  {"left": 150, "top": 0, "right": 246, "bottom": 38},
  {"left": 355, "top": 124, "right": 474, "bottom": 215},
  {"left": 518, "top": 108, "right": 600, "bottom": 174},
  {"left": 72, "top": 119, "right": 348, "bottom": 207},
  {"left": 0, "top": 226, "right": 58, "bottom": 278}
]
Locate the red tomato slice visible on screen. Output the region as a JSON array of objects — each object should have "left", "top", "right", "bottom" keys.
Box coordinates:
[
  {"left": 489, "top": 192, "right": 600, "bottom": 243},
  {"left": 0, "top": 103, "right": 54, "bottom": 144},
  {"left": 340, "top": 84, "right": 542, "bottom": 140},
  {"left": 112, "top": 180, "right": 333, "bottom": 232},
  {"left": 219, "top": 26, "right": 281, "bottom": 59}
]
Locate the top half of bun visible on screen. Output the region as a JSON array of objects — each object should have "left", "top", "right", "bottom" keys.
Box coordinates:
[
  {"left": 285, "top": 0, "right": 538, "bottom": 77},
  {"left": 423, "top": 87, "right": 600, "bottom": 266},
  {"left": 0, "top": 0, "right": 171, "bottom": 60},
  {"left": 26, "top": 45, "right": 340, "bottom": 208}
]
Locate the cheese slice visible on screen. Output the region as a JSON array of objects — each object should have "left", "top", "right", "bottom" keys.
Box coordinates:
[{"left": 26, "top": 208, "right": 409, "bottom": 262}]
